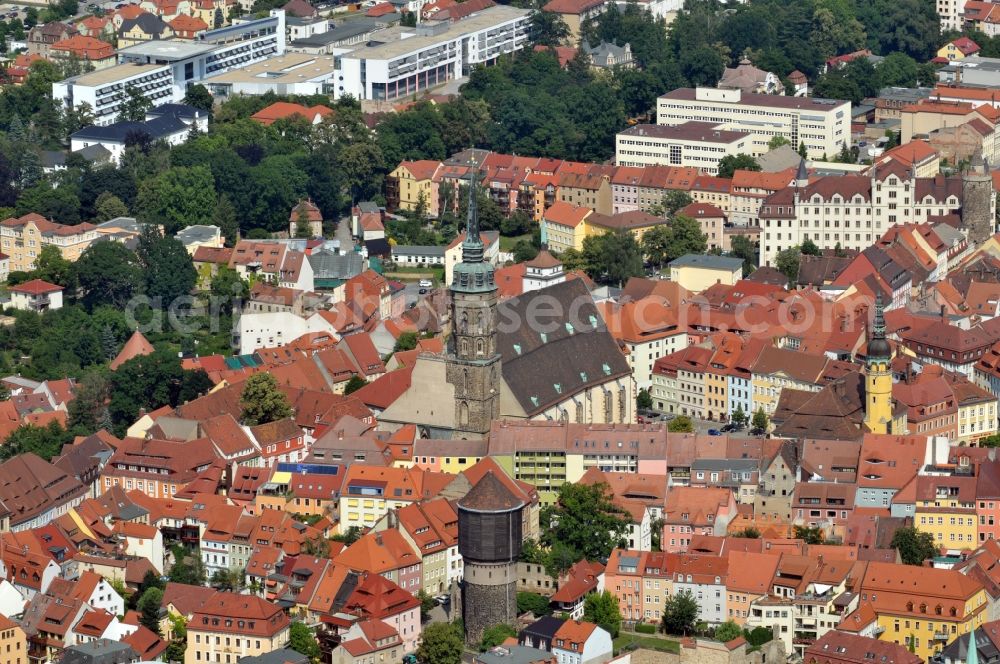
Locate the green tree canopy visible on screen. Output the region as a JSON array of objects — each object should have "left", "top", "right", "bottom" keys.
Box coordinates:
[
  {"left": 582, "top": 230, "right": 644, "bottom": 285},
  {"left": 717, "top": 154, "right": 761, "bottom": 178},
  {"left": 668, "top": 415, "right": 694, "bottom": 433},
  {"left": 661, "top": 590, "right": 699, "bottom": 636},
  {"left": 775, "top": 246, "right": 801, "bottom": 284},
  {"left": 583, "top": 590, "right": 622, "bottom": 638},
  {"left": 137, "top": 165, "right": 217, "bottom": 234},
  {"left": 137, "top": 587, "right": 163, "bottom": 635},
  {"left": 288, "top": 622, "right": 321, "bottom": 664},
  {"left": 540, "top": 482, "right": 632, "bottom": 563},
  {"left": 891, "top": 526, "right": 937, "bottom": 565},
  {"left": 480, "top": 624, "right": 517, "bottom": 651},
  {"left": 715, "top": 620, "right": 743, "bottom": 643},
  {"left": 239, "top": 373, "right": 293, "bottom": 426},
  {"left": 76, "top": 239, "right": 143, "bottom": 310},
  {"left": 416, "top": 623, "right": 464, "bottom": 664}
]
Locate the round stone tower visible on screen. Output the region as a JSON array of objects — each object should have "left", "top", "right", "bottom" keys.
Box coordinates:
[
  {"left": 962, "top": 154, "right": 995, "bottom": 245},
  {"left": 458, "top": 470, "right": 524, "bottom": 646}
]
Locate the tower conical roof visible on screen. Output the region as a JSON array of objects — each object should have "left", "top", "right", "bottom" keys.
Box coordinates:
[
  {"left": 458, "top": 470, "right": 524, "bottom": 513},
  {"left": 110, "top": 331, "right": 155, "bottom": 370}
]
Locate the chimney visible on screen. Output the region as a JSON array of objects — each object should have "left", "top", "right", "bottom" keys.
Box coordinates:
[{"left": 941, "top": 305, "right": 946, "bottom": 320}]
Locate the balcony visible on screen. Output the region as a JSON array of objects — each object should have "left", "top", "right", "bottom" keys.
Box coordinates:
[
  {"left": 933, "top": 632, "right": 950, "bottom": 641},
  {"left": 873, "top": 626, "right": 885, "bottom": 635},
  {"left": 27, "top": 296, "right": 50, "bottom": 309}
]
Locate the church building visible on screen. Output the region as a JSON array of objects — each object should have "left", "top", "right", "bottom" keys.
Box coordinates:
[{"left": 378, "top": 171, "right": 635, "bottom": 438}]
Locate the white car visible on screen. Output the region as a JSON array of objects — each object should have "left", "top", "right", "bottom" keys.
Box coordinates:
[{"left": 418, "top": 279, "right": 433, "bottom": 288}]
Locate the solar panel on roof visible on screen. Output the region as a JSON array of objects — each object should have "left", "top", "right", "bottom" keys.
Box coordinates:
[{"left": 276, "top": 463, "right": 340, "bottom": 475}]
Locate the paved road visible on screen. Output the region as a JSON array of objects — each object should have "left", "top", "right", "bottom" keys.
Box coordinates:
[{"left": 334, "top": 213, "right": 353, "bottom": 249}]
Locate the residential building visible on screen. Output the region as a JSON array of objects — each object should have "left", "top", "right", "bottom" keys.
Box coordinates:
[
  {"left": 551, "top": 621, "right": 612, "bottom": 664},
  {"left": 657, "top": 87, "right": 851, "bottom": 159},
  {"left": 9, "top": 280, "right": 64, "bottom": 312},
  {"left": 184, "top": 592, "right": 290, "bottom": 664},
  {"left": 70, "top": 105, "right": 208, "bottom": 163},
  {"left": 861, "top": 562, "right": 988, "bottom": 659},
  {"left": 50, "top": 36, "right": 116, "bottom": 69},
  {"left": 540, "top": 202, "right": 592, "bottom": 253},
  {"left": 0, "top": 214, "right": 99, "bottom": 272}
]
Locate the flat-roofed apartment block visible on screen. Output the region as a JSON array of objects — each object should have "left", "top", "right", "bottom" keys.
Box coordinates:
[
  {"left": 53, "top": 11, "right": 286, "bottom": 124},
  {"left": 616, "top": 121, "right": 751, "bottom": 174},
  {"left": 336, "top": 4, "right": 530, "bottom": 101},
  {"left": 657, "top": 87, "right": 851, "bottom": 160}
]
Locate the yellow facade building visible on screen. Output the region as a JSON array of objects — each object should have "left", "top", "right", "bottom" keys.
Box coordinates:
[
  {"left": 387, "top": 160, "right": 441, "bottom": 213},
  {"left": 862, "top": 562, "right": 987, "bottom": 659},
  {"left": 0, "top": 214, "right": 100, "bottom": 272},
  {"left": 667, "top": 254, "right": 743, "bottom": 293}
]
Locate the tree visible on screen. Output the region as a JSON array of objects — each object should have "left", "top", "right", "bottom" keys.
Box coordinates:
[
  {"left": 143, "top": 235, "right": 198, "bottom": 304},
  {"left": 680, "top": 45, "right": 724, "bottom": 86},
  {"left": 169, "top": 547, "right": 207, "bottom": 586},
  {"left": 76, "top": 242, "right": 142, "bottom": 309},
  {"left": 752, "top": 408, "right": 768, "bottom": 431},
  {"left": 31, "top": 245, "right": 75, "bottom": 288},
  {"left": 137, "top": 165, "right": 217, "bottom": 234},
  {"left": 394, "top": 331, "right": 418, "bottom": 352},
  {"left": 0, "top": 421, "right": 74, "bottom": 461},
  {"left": 416, "top": 622, "right": 463, "bottom": 664},
  {"left": 517, "top": 592, "right": 552, "bottom": 617},
  {"left": 661, "top": 590, "right": 699, "bottom": 636},
  {"left": 540, "top": 482, "right": 632, "bottom": 562},
  {"left": 768, "top": 135, "right": 791, "bottom": 150},
  {"left": 800, "top": 238, "right": 820, "bottom": 256},
  {"left": 717, "top": 154, "right": 761, "bottom": 178},
  {"left": 529, "top": 10, "right": 570, "bottom": 46},
  {"left": 877, "top": 52, "right": 919, "bottom": 88},
  {"left": 637, "top": 388, "right": 653, "bottom": 410},
  {"left": 240, "top": 373, "right": 293, "bottom": 425},
  {"left": 774, "top": 246, "right": 801, "bottom": 284},
  {"left": 332, "top": 525, "right": 363, "bottom": 545},
  {"left": 288, "top": 622, "right": 321, "bottom": 664},
  {"left": 649, "top": 190, "right": 693, "bottom": 217},
  {"left": 480, "top": 624, "right": 517, "bottom": 651},
  {"left": 416, "top": 589, "right": 436, "bottom": 621},
  {"left": 137, "top": 587, "right": 163, "bottom": 635},
  {"left": 668, "top": 415, "right": 694, "bottom": 433},
  {"left": 119, "top": 84, "right": 153, "bottom": 122},
  {"left": 182, "top": 84, "right": 214, "bottom": 113},
  {"left": 582, "top": 230, "right": 644, "bottom": 285},
  {"left": 213, "top": 194, "right": 239, "bottom": 247},
  {"left": 732, "top": 527, "right": 761, "bottom": 539},
  {"left": 583, "top": 590, "right": 622, "bottom": 638},
  {"left": 715, "top": 620, "right": 743, "bottom": 643},
  {"left": 731, "top": 405, "right": 748, "bottom": 428},
  {"left": 294, "top": 205, "right": 312, "bottom": 239},
  {"left": 94, "top": 192, "right": 129, "bottom": 221},
  {"left": 891, "top": 526, "right": 937, "bottom": 565},
  {"left": 981, "top": 434, "right": 1000, "bottom": 448},
  {"left": 730, "top": 235, "right": 757, "bottom": 276},
  {"left": 344, "top": 375, "right": 368, "bottom": 394},
  {"left": 210, "top": 568, "right": 243, "bottom": 591},
  {"left": 210, "top": 267, "right": 248, "bottom": 315},
  {"left": 794, "top": 525, "right": 824, "bottom": 544}
]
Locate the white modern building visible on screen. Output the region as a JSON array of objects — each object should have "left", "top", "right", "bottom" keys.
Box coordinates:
[
  {"left": 657, "top": 87, "right": 851, "bottom": 159},
  {"left": 335, "top": 4, "right": 530, "bottom": 101},
  {"left": 70, "top": 104, "right": 208, "bottom": 162},
  {"left": 53, "top": 11, "right": 285, "bottom": 124},
  {"left": 616, "top": 121, "right": 752, "bottom": 174}
]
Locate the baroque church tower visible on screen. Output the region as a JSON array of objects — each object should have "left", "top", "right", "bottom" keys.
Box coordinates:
[
  {"left": 864, "top": 294, "right": 893, "bottom": 434},
  {"left": 445, "top": 171, "right": 501, "bottom": 437}
]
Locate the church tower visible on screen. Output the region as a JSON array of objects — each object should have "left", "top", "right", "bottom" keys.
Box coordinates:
[
  {"left": 864, "top": 294, "right": 893, "bottom": 435},
  {"left": 445, "top": 170, "right": 501, "bottom": 437}
]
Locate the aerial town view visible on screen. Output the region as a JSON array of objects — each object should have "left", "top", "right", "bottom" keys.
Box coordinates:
[{"left": 2, "top": 0, "right": 1000, "bottom": 660}]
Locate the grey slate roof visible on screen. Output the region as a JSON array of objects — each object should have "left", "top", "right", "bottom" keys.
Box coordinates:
[
  {"left": 119, "top": 12, "right": 170, "bottom": 37},
  {"left": 238, "top": 648, "right": 309, "bottom": 664},
  {"left": 61, "top": 639, "right": 138, "bottom": 664},
  {"left": 175, "top": 224, "right": 221, "bottom": 246},
  {"left": 497, "top": 278, "right": 631, "bottom": 416},
  {"left": 71, "top": 112, "right": 189, "bottom": 143},
  {"left": 308, "top": 248, "right": 364, "bottom": 280},
  {"left": 392, "top": 244, "right": 445, "bottom": 257}
]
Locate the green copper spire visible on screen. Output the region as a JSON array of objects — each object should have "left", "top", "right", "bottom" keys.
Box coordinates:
[
  {"left": 968, "top": 631, "right": 980, "bottom": 664},
  {"left": 452, "top": 164, "right": 495, "bottom": 294},
  {"left": 462, "top": 167, "right": 484, "bottom": 264}
]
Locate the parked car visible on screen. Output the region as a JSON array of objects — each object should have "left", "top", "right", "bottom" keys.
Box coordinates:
[
  {"left": 418, "top": 288, "right": 427, "bottom": 294},
  {"left": 749, "top": 427, "right": 765, "bottom": 436},
  {"left": 707, "top": 428, "right": 721, "bottom": 436},
  {"left": 418, "top": 279, "right": 432, "bottom": 288}
]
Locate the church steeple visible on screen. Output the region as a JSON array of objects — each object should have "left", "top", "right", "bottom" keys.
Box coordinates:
[
  {"left": 453, "top": 168, "right": 495, "bottom": 294},
  {"left": 462, "top": 169, "right": 485, "bottom": 264},
  {"left": 445, "top": 160, "right": 501, "bottom": 437},
  {"left": 864, "top": 293, "right": 893, "bottom": 435}
]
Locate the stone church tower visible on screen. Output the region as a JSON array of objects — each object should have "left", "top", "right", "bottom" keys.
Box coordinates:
[
  {"left": 864, "top": 294, "right": 893, "bottom": 435},
  {"left": 962, "top": 154, "right": 995, "bottom": 245},
  {"left": 445, "top": 171, "right": 501, "bottom": 438}
]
